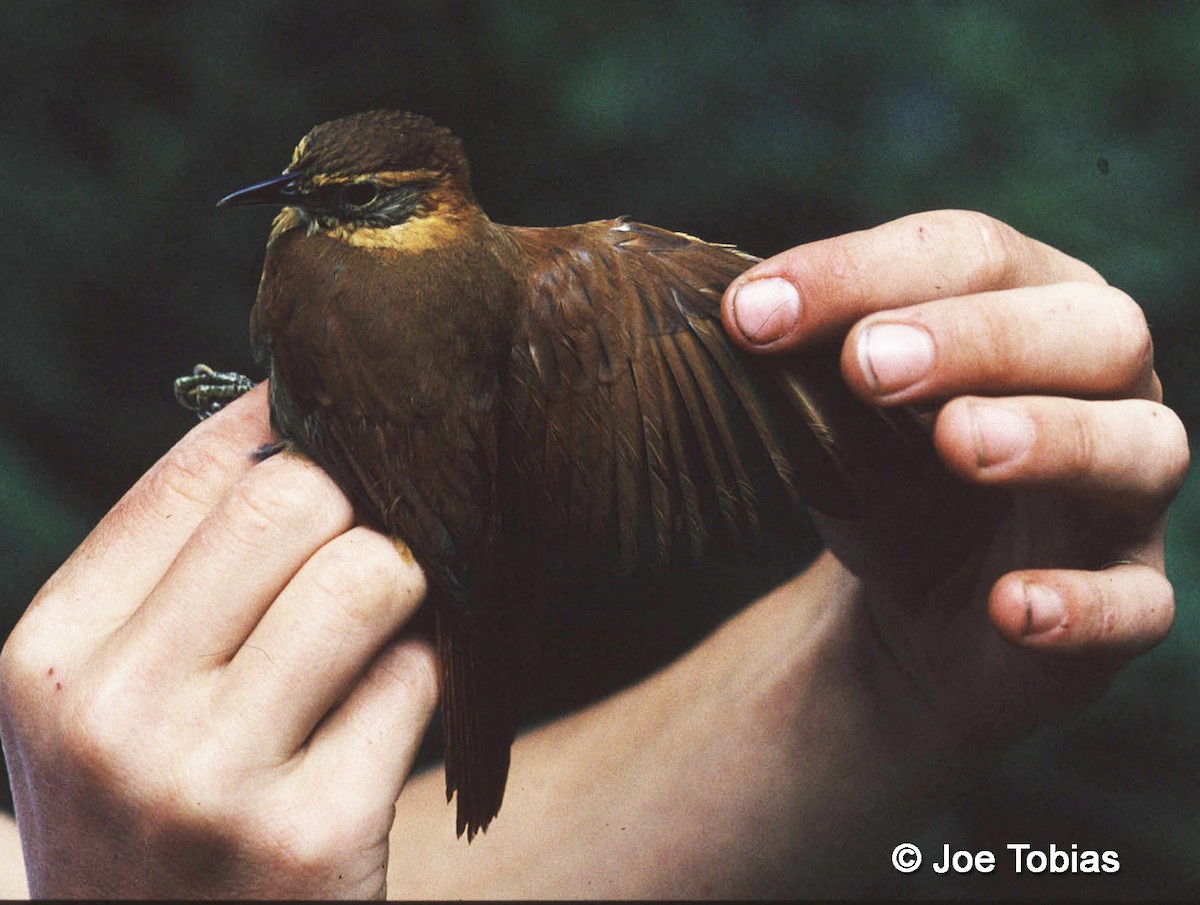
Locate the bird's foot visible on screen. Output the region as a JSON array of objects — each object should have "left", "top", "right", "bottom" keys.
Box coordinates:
[{"left": 174, "top": 364, "right": 256, "bottom": 420}]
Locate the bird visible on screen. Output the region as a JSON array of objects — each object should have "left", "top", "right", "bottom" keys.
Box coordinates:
[{"left": 200, "top": 110, "right": 1002, "bottom": 841}]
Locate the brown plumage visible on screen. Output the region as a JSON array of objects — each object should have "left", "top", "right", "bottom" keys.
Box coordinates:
[{"left": 217, "top": 111, "right": 999, "bottom": 840}]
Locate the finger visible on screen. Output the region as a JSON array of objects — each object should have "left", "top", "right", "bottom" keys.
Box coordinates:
[
  {"left": 112, "top": 451, "right": 356, "bottom": 666},
  {"left": 301, "top": 635, "right": 438, "bottom": 812},
  {"left": 722, "top": 209, "right": 1104, "bottom": 352},
  {"left": 217, "top": 526, "right": 427, "bottom": 758},
  {"left": 935, "top": 397, "right": 1189, "bottom": 516},
  {"left": 34, "top": 384, "right": 274, "bottom": 624},
  {"left": 839, "top": 283, "right": 1156, "bottom": 405},
  {"left": 989, "top": 564, "right": 1174, "bottom": 656}
]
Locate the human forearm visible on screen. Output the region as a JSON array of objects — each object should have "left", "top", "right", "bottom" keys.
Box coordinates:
[{"left": 388, "top": 551, "right": 961, "bottom": 898}]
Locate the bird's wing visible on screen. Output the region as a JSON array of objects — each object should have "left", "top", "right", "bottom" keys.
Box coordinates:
[
  {"left": 504, "top": 218, "right": 1006, "bottom": 596},
  {"left": 503, "top": 219, "right": 908, "bottom": 580}
]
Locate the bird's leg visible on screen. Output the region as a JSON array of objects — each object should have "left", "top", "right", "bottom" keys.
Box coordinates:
[{"left": 173, "top": 363, "right": 256, "bottom": 420}]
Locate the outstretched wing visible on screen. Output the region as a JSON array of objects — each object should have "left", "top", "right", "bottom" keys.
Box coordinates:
[
  {"left": 504, "top": 220, "right": 874, "bottom": 580},
  {"left": 503, "top": 217, "right": 1004, "bottom": 596}
]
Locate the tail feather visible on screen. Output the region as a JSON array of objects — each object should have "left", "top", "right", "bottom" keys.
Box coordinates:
[{"left": 435, "top": 600, "right": 519, "bottom": 841}]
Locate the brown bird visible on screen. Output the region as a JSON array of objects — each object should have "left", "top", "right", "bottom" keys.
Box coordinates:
[{"left": 193, "top": 110, "right": 998, "bottom": 840}]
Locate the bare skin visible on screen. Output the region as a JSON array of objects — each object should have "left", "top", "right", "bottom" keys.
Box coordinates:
[{"left": 0, "top": 210, "right": 1185, "bottom": 898}]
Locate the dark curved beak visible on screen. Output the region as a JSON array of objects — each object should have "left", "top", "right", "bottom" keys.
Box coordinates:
[{"left": 217, "top": 172, "right": 306, "bottom": 208}]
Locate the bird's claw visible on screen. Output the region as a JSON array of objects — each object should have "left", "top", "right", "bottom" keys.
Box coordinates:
[{"left": 173, "top": 364, "right": 256, "bottom": 420}]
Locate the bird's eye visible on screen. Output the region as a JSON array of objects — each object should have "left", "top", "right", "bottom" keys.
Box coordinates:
[{"left": 342, "top": 181, "right": 379, "bottom": 208}]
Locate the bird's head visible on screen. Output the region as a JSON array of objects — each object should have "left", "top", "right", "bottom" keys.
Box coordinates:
[{"left": 218, "top": 111, "right": 477, "bottom": 242}]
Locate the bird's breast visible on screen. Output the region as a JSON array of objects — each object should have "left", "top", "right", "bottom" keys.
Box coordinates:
[{"left": 254, "top": 221, "right": 523, "bottom": 433}]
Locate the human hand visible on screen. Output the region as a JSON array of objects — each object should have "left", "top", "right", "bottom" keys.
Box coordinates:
[
  {"left": 721, "top": 210, "right": 1188, "bottom": 747},
  {"left": 0, "top": 384, "right": 436, "bottom": 898}
]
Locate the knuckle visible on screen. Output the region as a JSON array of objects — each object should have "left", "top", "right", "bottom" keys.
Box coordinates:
[
  {"left": 268, "top": 817, "right": 348, "bottom": 875},
  {"left": 57, "top": 655, "right": 186, "bottom": 792},
  {"left": 224, "top": 467, "right": 328, "bottom": 541},
  {"left": 0, "top": 616, "right": 45, "bottom": 686},
  {"left": 404, "top": 644, "right": 439, "bottom": 704},
  {"left": 1153, "top": 405, "right": 1191, "bottom": 497},
  {"left": 961, "top": 299, "right": 1017, "bottom": 381},
  {"left": 59, "top": 678, "right": 137, "bottom": 782},
  {"left": 1151, "top": 575, "right": 1176, "bottom": 643},
  {"left": 308, "top": 532, "right": 406, "bottom": 627},
  {"left": 1060, "top": 405, "right": 1100, "bottom": 484},
  {"left": 0, "top": 624, "right": 149, "bottom": 785},
  {"left": 0, "top": 622, "right": 53, "bottom": 717},
  {"left": 377, "top": 640, "right": 439, "bottom": 712},
  {"left": 1101, "top": 287, "right": 1154, "bottom": 382},
  {"left": 147, "top": 441, "right": 230, "bottom": 508},
  {"left": 1077, "top": 571, "right": 1116, "bottom": 640},
  {"left": 135, "top": 722, "right": 287, "bottom": 856},
  {"left": 250, "top": 792, "right": 379, "bottom": 880},
  {"left": 949, "top": 210, "right": 1023, "bottom": 291},
  {"left": 1081, "top": 567, "right": 1175, "bottom": 653},
  {"left": 1096, "top": 597, "right": 1119, "bottom": 641},
  {"left": 823, "top": 238, "right": 868, "bottom": 298},
  {"left": 168, "top": 738, "right": 242, "bottom": 824}
]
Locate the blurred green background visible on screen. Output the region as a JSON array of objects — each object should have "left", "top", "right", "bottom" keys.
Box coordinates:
[{"left": 1, "top": 0, "right": 1197, "bottom": 897}]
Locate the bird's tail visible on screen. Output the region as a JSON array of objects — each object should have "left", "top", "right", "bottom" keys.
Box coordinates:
[{"left": 435, "top": 597, "right": 526, "bottom": 841}]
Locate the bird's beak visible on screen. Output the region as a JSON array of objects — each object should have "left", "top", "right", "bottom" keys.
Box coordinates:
[{"left": 217, "top": 172, "right": 307, "bottom": 208}]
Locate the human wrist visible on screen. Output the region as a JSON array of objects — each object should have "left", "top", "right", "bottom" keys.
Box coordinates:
[{"left": 755, "top": 551, "right": 975, "bottom": 894}]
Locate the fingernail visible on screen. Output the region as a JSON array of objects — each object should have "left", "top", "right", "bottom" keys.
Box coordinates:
[
  {"left": 731, "top": 278, "right": 800, "bottom": 345},
  {"left": 1023, "top": 582, "right": 1065, "bottom": 636},
  {"left": 857, "top": 323, "right": 934, "bottom": 394},
  {"left": 970, "top": 403, "right": 1035, "bottom": 468}
]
